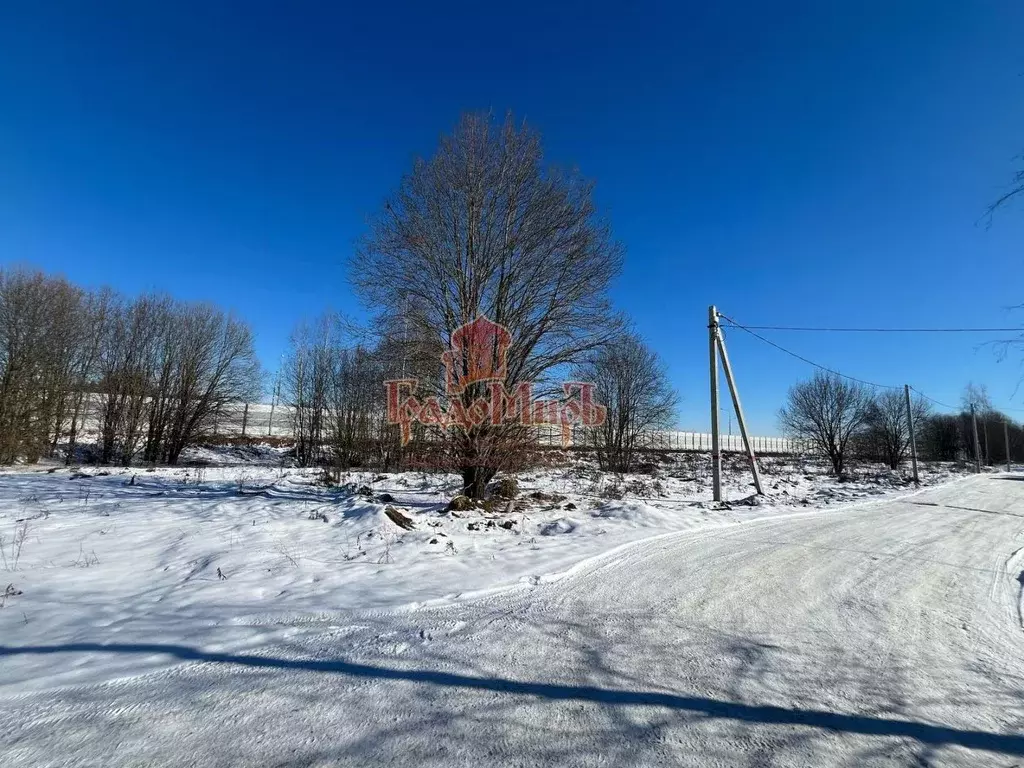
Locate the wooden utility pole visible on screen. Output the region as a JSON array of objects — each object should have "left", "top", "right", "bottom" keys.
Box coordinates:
[
  {"left": 709, "top": 305, "right": 722, "bottom": 502},
  {"left": 716, "top": 328, "right": 764, "bottom": 495},
  {"left": 268, "top": 370, "right": 281, "bottom": 437},
  {"left": 971, "top": 404, "right": 982, "bottom": 474},
  {"left": 904, "top": 385, "right": 919, "bottom": 484},
  {"left": 241, "top": 402, "right": 249, "bottom": 438},
  {"left": 1005, "top": 419, "right": 1012, "bottom": 472}
]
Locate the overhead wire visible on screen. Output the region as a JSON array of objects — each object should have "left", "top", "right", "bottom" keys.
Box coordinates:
[
  {"left": 716, "top": 324, "right": 1021, "bottom": 333},
  {"left": 715, "top": 312, "right": 902, "bottom": 391},
  {"left": 907, "top": 387, "right": 959, "bottom": 412},
  {"left": 719, "top": 312, "right": 1024, "bottom": 417}
]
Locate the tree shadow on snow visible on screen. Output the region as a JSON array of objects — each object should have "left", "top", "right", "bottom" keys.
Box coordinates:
[{"left": 3, "top": 641, "right": 1024, "bottom": 759}]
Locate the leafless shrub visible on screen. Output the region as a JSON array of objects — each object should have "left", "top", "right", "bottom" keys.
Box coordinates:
[
  {"left": 376, "top": 527, "right": 398, "bottom": 564},
  {"left": 0, "top": 583, "right": 22, "bottom": 609},
  {"left": 1, "top": 521, "right": 31, "bottom": 571},
  {"left": 73, "top": 543, "right": 100, "bottom": 567}
]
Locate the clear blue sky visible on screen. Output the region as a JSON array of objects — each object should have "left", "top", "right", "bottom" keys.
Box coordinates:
[{"left": 1, "top": 1, "right": 1022, "bottom": 433}]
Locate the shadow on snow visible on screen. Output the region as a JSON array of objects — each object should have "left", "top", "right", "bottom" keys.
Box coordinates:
[{"left": 3, "top": 641, "right": 1024, "bottom": 757}]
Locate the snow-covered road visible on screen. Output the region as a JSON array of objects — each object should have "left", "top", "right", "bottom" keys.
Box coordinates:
[{"left": 4, "top": 474, "right": 1024, "bottom": 767}]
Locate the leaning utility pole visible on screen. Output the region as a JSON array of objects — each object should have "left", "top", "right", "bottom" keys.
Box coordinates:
[
  {"left": 708, "top": 306, "right": 764, "bottom": 501},
  {"left": 971, "top": 404, "right": 982, "bottom": 474},
  {"left": 709, "top": 306, "right": 722, "bottom": 502},
  {"left": 903, "top": 384, "right": 919, "bottom": 484},
  {"left": 716, "top": 325, "right": 764, "bottom": 495},
  {"left": 1005, "top": 418, "right": 1012, "bottom": 472}
]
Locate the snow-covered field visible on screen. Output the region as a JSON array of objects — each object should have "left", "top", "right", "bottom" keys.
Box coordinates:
[
  {"left": 4, "top": 450, "right": 1022, "bottom": 766},
  {"left": 0, "top": 449, "right": 969, "bottom": 695}
]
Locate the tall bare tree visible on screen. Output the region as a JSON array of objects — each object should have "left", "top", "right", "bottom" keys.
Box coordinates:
[
  {"left": 62, "top": 288, "right": 113, "bottom": 463},
  {"left": 779, "top": 372, "right": 874, "bottom": 476},
  {"left": 863, "top": 390, "right": 930, "bottom": 470},
  {"left": 960, "top": 382, "right": 993, "bottom": 413},
  {"left": 961, "top": 382, "right": 996, "bottom": 464},
  {"left": 352, "top": 112, "right": 623, "bottom": 497},
  {"left": 0, "top": 269, "right": 105, "bottom": 463},
  {"left": 96, "top": 294, "right": 167, "bottom": 465},
  {"left": 573, "top": 333, "right": 678, "bottom": 472},
  {"left": 0, "top": 269, "right": 63, "bottom": 462},
  {"left": 161, "top": 304, "right": 261, "bottom": 464},
  {"left": 285, "top": 316, "right": 335, "bottom": 467}
]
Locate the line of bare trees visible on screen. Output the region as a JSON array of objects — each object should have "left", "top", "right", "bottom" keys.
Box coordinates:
[
  {"left": 283, "top": 314, "right": 403, "bottom": 471},
  {"left": 282, "top": 313, "right": 681, "bottom": 477},
  {"left": 780, "top": 372, "right": 1022, "bottom": 475},
  {"left": 0, "top": 267, "right": 261, "bottom": 466}
]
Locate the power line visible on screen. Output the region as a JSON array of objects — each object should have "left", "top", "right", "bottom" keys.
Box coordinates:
[
  {"left": 716, "top": 313, "right": 901, "bottom": 391},
  {"left": 907, "top": 387, "right": 959, "bottom": 412},
  {"left": 719, "top": 313, "right": 1024, "bottom": 416},
  {"left": 716, "top": 324, "right": 1022, "bottom": 334}
]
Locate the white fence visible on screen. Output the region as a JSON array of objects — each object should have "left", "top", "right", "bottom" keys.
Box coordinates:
[
  {"left": 73, "top": 397, "right": 809, "bottom": 455},
  {"left": 70, "top": 397, "right": 295, "bottom": 440},
  {"left": 534, "top": 425, "right": 810, "bottom": 454}
]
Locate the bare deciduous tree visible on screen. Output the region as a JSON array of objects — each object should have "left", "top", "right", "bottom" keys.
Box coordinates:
[
  {"left": 352, "top": 112, "right": 623, "bottom": 497},
  {"left": 573, "top": 333, "right": 678, "bottom": 472},
  {"left": 0, "top": 269, "right": 104, "bottom": 463},
  {"left": 960, "top": 382, "right": 992, "bottom": 413},
  {"left": 779, "top": 372, "right": 874, "bottom": 476},
  {"left": 862, "top": 390, "right": 930, "bottom": 470},
  {"left": 961, "top": 382, "right": 998, "bottom": 464},
  {"left": 286, "top": 316, "right": 335, "bottom": 468},
  {"left": 0, "top": 267, "right": 260, "bottom": 467}
]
